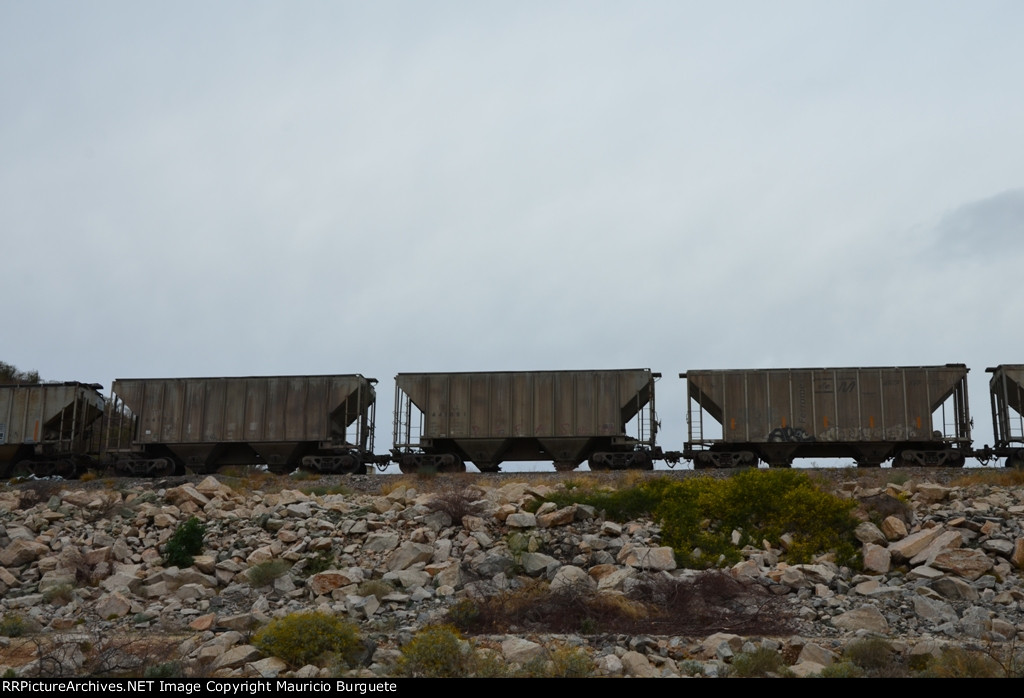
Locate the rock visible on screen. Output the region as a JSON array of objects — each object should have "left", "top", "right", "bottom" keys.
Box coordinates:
[
  {"left": 915, "top": 484, "right": 951, "bottom": 503},
  {"left": 616, "top": 545, "right": 676, "bottom": 570},
  {"left": 506, "top": 512, "right": 537, "bottom": 528},
  {"left": 164, "top": 485, "right": 210, "bottom": 508},
  {"left": 908, "top": 530, "right": 963, "bottom": 566},
  {"left": 537, "top": 507, "right": 576, "bottom": 528},
  {"left": 501, "top": 637, "right": 545, "bottom": 664},
  {"left": 0, "top": 540, "right": 50, "bottom": 567},
  {"left": 881, "top": 516, "right": 909, "bottom": 540},
  {"left": 931, "top": 549, "right": 994, "bottom": 581},
  {"left": 862, "top": 543, "right": 891, "bottom": 574},
  {"left": 550, "top": 565, "right": 595, "bottom": 592},
  {"left": 1012, "top": 539, "right": 1024, "bottom": 569},
  {"left": 798, "top": 643, "right": 836, "bottom": 666},
  {"left": 620, "top": 650, "right": 658, "bottom": 677},
  {"left": 913, "top": 595, "right": 958, "bottom": 624},
  {"left": 832, "top": 605, "right": 889, "bottom": 634},
  {"left": 386, "top": 542, "right": 434, "bottom": 571},
  {"left": 309, "top": 569, "right": 362, "bottom": 596},
  {"left": 888, "top": 527, "right": 948, "bottom": 563},
  {"left": 520, "top": 552, "right": 560, "bottom": 576},
  {"left": 212, "top": 644, "right": 262, "bottom": 671},
  {"left": 247, "top": 656, "right": 288, "bottom": 678},
  {"left": 95, "top": 591, "right": 132, "bottom": 618},
  {"left": 855, "top": 522, "right": 887, "bottom": 545}
]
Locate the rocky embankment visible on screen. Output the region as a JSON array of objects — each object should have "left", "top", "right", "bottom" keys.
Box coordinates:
[{"left": 0, "top": 470, "right": 1023, "bottom": 678}]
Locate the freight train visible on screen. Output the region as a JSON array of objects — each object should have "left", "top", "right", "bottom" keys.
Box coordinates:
[{"left": 2, "top": 363, "right": 1023, "bottom": 477}]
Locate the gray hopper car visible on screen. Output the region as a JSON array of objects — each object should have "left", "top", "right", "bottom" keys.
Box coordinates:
[
  {"left": 682, "top": 365, "right": 972, "bottom": 468},
  {"left": 392, "top": 369, "right": 660, "bottom": 472},
  {"left": 106, "top": 375, "right": 378, "bottom": 475},
  {"left": 987, "top": 365, "right": 1024, "bottom": 469},
  {"left": 0, "top": 382, "right": 106, "bottom": 477}
]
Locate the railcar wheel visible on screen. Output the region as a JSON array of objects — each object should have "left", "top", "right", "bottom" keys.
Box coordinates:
[
  {"left": 438, "top": 455, "right": 466, "bottom": 473},
  {"left": 150, "top": 458, "right": 176, "bottom": 477},
  {"left": 11, "top": 460, "right": 35, "bottom": 479},
  {"left": 1008, "top": 453, "right": 1024, "bottom": 469},
  {"left": 891, "top": 452, "right": 912, "bottom": 468}
]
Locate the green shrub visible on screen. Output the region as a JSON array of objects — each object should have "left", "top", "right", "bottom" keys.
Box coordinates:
[
  {"left": 304, "top": 550, "right": 336, "bottom": 576},
  {"left": 524, "top": 646, "right": 592, "bottom": 678},
  {"left": 729, "top": 647, "right": 792, "bottom": 678},
  {"left": 144, "top": 662, "right": 183, "bottom": 678},
  {"left": 818, "top": 661, "right": 865, "bottom": 678},
  {"left": 247, "top": 560, "right": 291, "bottom": 587},
  {"left": 253, "top": 612, "right": 362, "bottom": 669},
  {"left": 42, "top": 583, "right": 74, "bottom": 605},
  {"left": 396, "top": 625, "right": 473, "bottom": 677},
  {"left": 545, "top": 471, "right": 859, "bottom": 568},
  {"left": 163, "top": 516, "right": 205, "bottom": 568},
  {"left": 0, "top": 614, "right": 29, "bottom": 637},
  {"left": 446, "top": 599, "right": 481, "bottom": 631},
  {"left": 925, "top": 647, "right": 1002, "bottom": 678},
  {"left": 357, "top": 579, "right": 395, "bottom": 601},
  {"left": 844, "top": 637, "right": 895, "bottom": 671}
]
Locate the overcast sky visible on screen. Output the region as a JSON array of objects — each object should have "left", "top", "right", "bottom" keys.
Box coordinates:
[{"left": 3, "top": 1, "right": 1022, "bottom": 470}]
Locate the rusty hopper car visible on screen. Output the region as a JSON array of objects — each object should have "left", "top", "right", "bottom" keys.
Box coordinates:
[
  {"left": 392, "top": 369, "right": 660, "bottom": 473},
  {"left": 0, "top": 382, "right": 106, "bottom": 477},
  {"left": 683, "top": 365, "right": 972, "bottom": 468},
  {"left": 987, "top": 365, "right": 1024, "bottom": 468},
  {"left": 106, "top": 375, "right": 377, "bottom": 475}
]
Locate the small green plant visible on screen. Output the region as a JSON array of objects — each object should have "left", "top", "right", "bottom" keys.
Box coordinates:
[
  {"left": 843, "top": 637, "right": 896, "bottom": 673},
  {"left": 396, "top": 625, "right": 473, "bottom": 678},
  {"left": 357, "top": 579, "right": 396, "bottom": 601},
  {"left": 925, "top": 647, "right": 1002, "bottom": 678},
  {"left": 0, "top": 613, "right": 29, "bottom": 637},
  {"left": 818, "top": 661, "right": 865, "bottom": 678},
  {"left": 247, "top": 559, "right": 291, "bottom": 587},
  {"left": 521, "top": 646, "right": 592, "bottom": 678},
  {"left": 253, "top": 612, "right": 362, "bottom": 669},
  {"left": 43, "top": 583, "right": 74, "bottom": 605},
  {"left": 144, "top": 661, "right": 183, "bottom": 678},
  {"left": 679, "top": 659, "right": 705, "bottom": 676},
  {"left": 446, "top": 599, "right": 481, "bottom": 631},
  {"left": 304, "top": 550, "right": 336, "bottom": 576},
  {"left": 163, "top": 516, "right": 206, "bottom": 568},
  {"left": 729, "top": 647, "right": 793, "bottom": 678}
]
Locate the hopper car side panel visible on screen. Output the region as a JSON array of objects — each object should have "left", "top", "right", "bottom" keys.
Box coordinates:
[
  {"left": 106, "top": 375, "right": 378, "bottom": 475},
  {"left": 683, "top": 365, "right": 972, "bottom": 468},
  {"left": 393, "top": 369, "right": 659, "bottom": 473}
]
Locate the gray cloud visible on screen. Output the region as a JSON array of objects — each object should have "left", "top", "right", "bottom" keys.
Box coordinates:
[{"left": 2, "top": 1, "right": 1023, "bottom": 467}]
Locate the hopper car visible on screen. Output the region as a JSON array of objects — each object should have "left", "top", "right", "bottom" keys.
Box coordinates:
[
  {"left": 681, "top": 365, "right": 972, "bottom": 469},
  {"left": 2, "top": 363, "right": 1023, "bottom": 476},
  {"left": 392, "top": 369, "right": 659, "bottom": 473},
  {"left": 986, "top": 365, "right": 1024, "bottom": 469},
  {"left": 105, "top": 375, "right": 380, "bottom": 476},
  {"left": 0, "top": 382, "right": 106, "bottom": 477}
]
